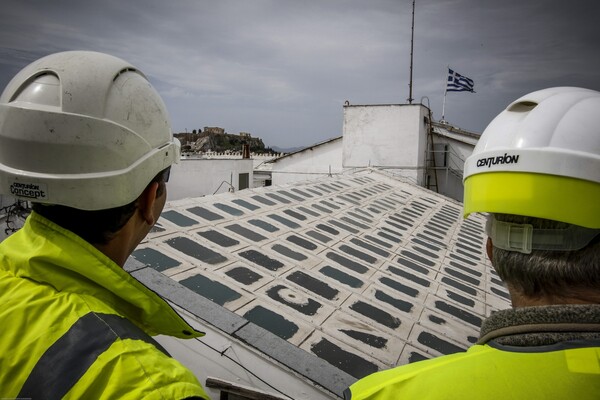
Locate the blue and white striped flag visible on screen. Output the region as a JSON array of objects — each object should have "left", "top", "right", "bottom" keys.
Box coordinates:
[{"left": 446, "top": 68, "right": 475, "bottom": 93}]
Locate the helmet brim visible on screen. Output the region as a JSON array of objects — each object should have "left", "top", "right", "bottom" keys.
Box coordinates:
[{"left": 463, "top": 171, "right": 600, "bottom": 229}]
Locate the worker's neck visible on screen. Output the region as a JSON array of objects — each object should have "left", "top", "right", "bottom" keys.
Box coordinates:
[
  {"left": 93, "top": 218, "right": 143, "bottom": 268},
  {"left": 509, "top": 286, "right": 600, "bottom": 308},
  {"left": 94, "top": 240, "right": 131, "bottom": 268}
]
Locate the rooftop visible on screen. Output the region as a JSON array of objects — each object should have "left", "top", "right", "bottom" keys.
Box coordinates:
[{"left": 127, "top": 168, "right": 510, "bottom": 397}]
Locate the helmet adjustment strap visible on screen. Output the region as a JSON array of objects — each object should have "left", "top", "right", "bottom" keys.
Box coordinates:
[{"left": 486, "top": 215, "right": 600, "bottom": 254}]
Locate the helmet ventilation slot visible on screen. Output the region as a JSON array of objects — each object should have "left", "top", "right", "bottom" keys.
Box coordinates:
[
  {"left": 113, "top": 67, "right": 139, "bottom": 82},
  {"left": 507, "top": 101, "right": 538, "bottom": 113},
  {"left": 10, "top": 72, "right": 60, "bottom": 107}
]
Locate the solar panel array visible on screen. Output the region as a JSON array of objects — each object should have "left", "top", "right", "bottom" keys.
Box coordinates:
[{"left": 133, "top": 170, "right": 510, "bottom": 381}]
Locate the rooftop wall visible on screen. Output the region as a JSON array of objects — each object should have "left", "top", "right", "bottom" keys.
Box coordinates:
[
  {"left": 168, "top": 158, "right": 254, "bottom": 201},
  {"left": 270, "top": 138, "right": 343, "bottom": 186},
  {"left": 342, "top": 104, "right": 429, "bottom": 184}
]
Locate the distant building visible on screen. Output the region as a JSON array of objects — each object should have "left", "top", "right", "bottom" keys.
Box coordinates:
[
  {"left": 204, "top": 126, "right": 226, "bottom": 135},
  {"left": 170, "top": 103, "right": 479, "bottom": 203},
  {"left": 262, "top": 103, "right": 479, "bottom": 202}
]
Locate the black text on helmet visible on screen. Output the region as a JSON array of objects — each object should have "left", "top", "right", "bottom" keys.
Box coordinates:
[{"left": 476, "top": 153, "right": 520, "bottom": 168}]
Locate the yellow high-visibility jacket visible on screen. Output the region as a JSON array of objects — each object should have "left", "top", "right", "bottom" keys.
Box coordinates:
[
  {"left": 0, "top": 211, "right": 209, "bottom": 399},
  {"left": 345, "top": 306, "right": 600, "bottom": 400}
]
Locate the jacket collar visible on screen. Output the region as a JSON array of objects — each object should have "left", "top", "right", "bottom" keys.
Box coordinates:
[{"left": 478, "top": 304, "right": 600, "bottom": 346}]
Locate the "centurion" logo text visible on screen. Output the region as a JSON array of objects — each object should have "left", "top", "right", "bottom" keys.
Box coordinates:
[
  {"left": 10, "top": 182, "right": 47, "bottom": 200},
  {"left": 477, "top": 153, "right": 520, "bottom": 168}
]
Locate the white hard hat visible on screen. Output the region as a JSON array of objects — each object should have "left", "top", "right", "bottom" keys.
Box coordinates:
[
  {"left": 463, "top": 87, "right": 600, "bottom": 229},
  {"left": 0, "top": 51, "right": 180, "bottom": 210}
]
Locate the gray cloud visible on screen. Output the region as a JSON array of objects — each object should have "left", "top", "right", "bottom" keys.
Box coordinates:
[{"left": 1, "top": 0, "right": 599, "bottom": 147}]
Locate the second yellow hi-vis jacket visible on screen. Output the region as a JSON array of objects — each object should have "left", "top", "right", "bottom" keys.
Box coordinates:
[{"left": 345, "top": 304, "right": 600, "bottom": 399}]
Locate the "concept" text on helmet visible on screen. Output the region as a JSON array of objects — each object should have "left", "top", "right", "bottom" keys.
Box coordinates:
[{"left": 10, "top": 182, "right": 47, "bottom": 200}]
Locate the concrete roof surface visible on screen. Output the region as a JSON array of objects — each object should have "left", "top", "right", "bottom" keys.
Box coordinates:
[{"left": 128, "top": 168, "right": 510, "bottom": 396}]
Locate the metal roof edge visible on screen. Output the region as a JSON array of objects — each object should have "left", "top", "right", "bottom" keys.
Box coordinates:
[
  {"left": 431, "top": 121, "right": 480, "bottom": 139},
  {"left": 267, "top": 136, "right": 343, "bottom": 163},
  {"left": 342, "top": 103, "right": 426, "bottom": 108}
]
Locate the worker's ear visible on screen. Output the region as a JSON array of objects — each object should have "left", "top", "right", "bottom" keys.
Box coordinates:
[
  {"left": 138, "top": 182, "right": 161, "bottom": 226},
  {"left": 486, "top": 238, "right": 493, "bottom": 261}
]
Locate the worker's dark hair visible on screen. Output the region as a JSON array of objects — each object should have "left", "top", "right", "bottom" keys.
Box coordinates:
[
  {"left": 491, "top": 213, "right": 600, "bottom": 299},
  {"left": 33, "top": 167, "right": 170, "bottom": 245}
]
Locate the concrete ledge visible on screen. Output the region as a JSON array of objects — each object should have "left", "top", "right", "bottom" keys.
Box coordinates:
[
  {"left": 124, "top": 257, "right": 147, "bottom": 273},
  {"left": 234, "top": 320, "right": 356, "bottom": 398}
]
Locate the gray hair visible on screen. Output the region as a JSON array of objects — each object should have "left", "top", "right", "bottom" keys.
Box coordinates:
[{"left": 491, "top": 214, "right": 600, "bottom": 298}]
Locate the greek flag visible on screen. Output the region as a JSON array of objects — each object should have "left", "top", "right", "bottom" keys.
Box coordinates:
[{"left": 446, "top": 68, "right": 475, "bottom": 92}]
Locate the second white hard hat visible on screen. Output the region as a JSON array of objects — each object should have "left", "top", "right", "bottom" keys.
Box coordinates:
[{"left": 463, "top": 87, "right": 600, "bottom": 228}]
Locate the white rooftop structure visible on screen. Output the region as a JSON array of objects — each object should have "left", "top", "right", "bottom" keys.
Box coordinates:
[
  {"left": 265, "top": 104, "right": 480, "bottom": 203},
  {"left": 127, "top": 167, "right": 510, "bottom": 399}
]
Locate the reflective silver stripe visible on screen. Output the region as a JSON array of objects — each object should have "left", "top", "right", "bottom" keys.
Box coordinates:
[{"left": 19, "top": 312, "right": 168, "bottom": 400}]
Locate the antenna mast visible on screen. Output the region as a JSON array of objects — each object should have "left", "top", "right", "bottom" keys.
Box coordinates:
[{"left": 408, "top": 0, "right": 415, "bottom": 104}]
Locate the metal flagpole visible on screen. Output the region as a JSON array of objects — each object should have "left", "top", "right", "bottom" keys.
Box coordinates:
[
  {"left": 441, "top": 66, "right": 449, "bottom": 122},
  {"left": 407, "top": 0, "right": 415, "bottom": 104}
]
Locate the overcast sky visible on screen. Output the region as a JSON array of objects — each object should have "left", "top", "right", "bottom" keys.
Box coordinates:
[{"left": 1, "top": 1, "right": 599, "bottom": 148}]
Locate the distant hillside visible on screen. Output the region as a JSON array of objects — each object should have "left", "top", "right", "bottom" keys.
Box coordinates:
[{"left": 174, "top": 130, "right": 275, "bottom": 154}]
